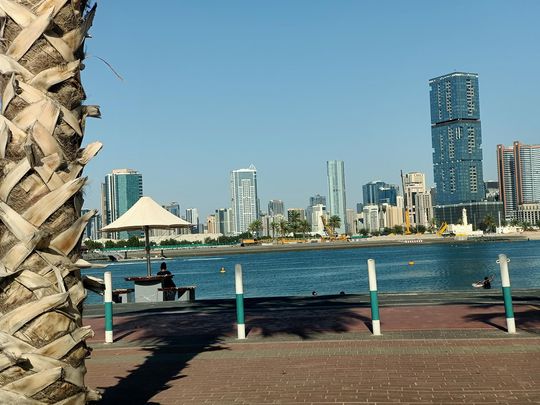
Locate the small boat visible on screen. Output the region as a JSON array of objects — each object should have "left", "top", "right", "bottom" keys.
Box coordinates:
[{"left": 220, "top": 267, "right": 226, "bottom": 273}]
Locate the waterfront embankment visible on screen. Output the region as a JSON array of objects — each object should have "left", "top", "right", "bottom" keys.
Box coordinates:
[{"left": 118, "top": 232, "right": 536, "bottom": 259}]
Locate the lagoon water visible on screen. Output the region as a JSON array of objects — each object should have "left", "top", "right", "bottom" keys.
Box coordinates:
[{"left": 83, "top": 240, "right": 540, "bottom": 304}]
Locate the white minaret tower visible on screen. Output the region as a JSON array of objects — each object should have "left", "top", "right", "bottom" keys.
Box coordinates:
[{"left": 462, "top": 208, "right": 468, "bottom": 226}]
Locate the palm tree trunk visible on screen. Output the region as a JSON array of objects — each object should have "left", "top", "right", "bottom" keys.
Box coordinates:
[{"left": 0, "top": 1, "right": 101, "bottom": 403}]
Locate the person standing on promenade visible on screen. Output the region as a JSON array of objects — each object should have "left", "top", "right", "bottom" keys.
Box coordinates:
[{"left": 157, "top": 262, "right": 177, "bottom": 300}]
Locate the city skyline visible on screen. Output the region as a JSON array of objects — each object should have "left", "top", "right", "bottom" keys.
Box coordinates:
[{"left": 81, "top": 2, "right": 540, "bottom": 219}]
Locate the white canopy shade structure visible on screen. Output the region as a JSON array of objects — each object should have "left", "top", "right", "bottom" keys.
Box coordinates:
[{"left": 101, "top": 196, "right": 191, "bottom": 276}]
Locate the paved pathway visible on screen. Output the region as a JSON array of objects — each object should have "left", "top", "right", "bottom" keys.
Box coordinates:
[{"left": 85, "top": 297, "right": 540, "bottom": 404}]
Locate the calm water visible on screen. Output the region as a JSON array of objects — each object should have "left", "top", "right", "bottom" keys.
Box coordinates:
[{"left": 83, "top": 240, "right": 540, "bottom": 304}]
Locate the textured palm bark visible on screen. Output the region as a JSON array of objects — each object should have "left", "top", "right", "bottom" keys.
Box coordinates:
[{"left": 0, "top": 1, "right": 101, "bottom": 403}]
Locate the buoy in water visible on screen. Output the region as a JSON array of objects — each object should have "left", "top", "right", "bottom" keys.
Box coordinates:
[
  {"left": 408, "top": 261, "right": 415, "bottom": 266},
  {"left": 220, "top": 267, "right": 226, "bottom": 273}
]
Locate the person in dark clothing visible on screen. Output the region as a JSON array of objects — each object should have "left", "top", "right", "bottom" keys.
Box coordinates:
[
  {"left": 482, "top": 276, "right": 491, "bottom": 289},
  {"left": 157, "top": 262, "right": 176, "bottom": 300}
]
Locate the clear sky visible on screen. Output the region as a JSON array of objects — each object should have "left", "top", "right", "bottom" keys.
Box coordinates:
[{"left": 82, "top": 0, "right": 540, "bottom": 219}]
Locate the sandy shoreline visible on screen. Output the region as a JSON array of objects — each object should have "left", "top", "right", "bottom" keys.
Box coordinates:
[{"left": 111, "top": 232, "right": 539, "bottom": 259}]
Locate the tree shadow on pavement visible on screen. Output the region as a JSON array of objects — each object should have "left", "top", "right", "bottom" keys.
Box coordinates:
[
  {"left": 94, "top": 295, "right": 369, "bottom": 404},
  {"left": 464, "top": 303, "right": 540, "bottom": 333}
]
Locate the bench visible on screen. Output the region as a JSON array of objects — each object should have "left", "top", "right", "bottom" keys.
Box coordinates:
[
  {"left": 112, "top": 288, "right": 135, "bottom": 303},
  {"left": 158, "top": 286, "right": 196, "bottom": 302}
]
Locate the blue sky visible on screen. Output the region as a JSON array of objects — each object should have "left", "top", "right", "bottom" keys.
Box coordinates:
[{"left": 82, "top": 1, "right": 540, "bottom": 218}]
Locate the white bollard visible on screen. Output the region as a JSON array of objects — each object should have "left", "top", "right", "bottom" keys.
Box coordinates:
[
  {"left": 235, "top": 264, "right": 246, "bottom": 339},
  {"left": 104, "top": 271, "right": 113, "bottom": 343},
  {"left": 497, "top": 254, "right": 516, "bottom": 334},
  {"left": 367, "top": 259, "right": 381, "bottom": 336}
]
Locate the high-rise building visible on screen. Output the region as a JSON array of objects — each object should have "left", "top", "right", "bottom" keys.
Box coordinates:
[
  {"left": 164, "top": 202, "right": 181, "bottom": 218},
  {"left": 415, "top": 193, "right": 434, "bottom": 228},
  {"left": 268, "top": 199, "right": 284, "bottom": 217},
  {"left": 345, "top": 208, "right": 356, "bottom": 235},
  {"left": 309, "top": 204, "right": 326, "bottom": 234},
  {"left": 309, "top": 194, "right": 326, "bottom": 207},
  {"left": 497, "top": 145, "right": 516, "bottom": 218},
  {"left": 206, "top": 215, "right": 217, "bottom": 234},
  {"left": 363, "top": 205, "right": 379, "bottom": 233},
  {"left": 429, "top": 72, "right": 485, "bottom": 204},
  {"left": 185, "top": 208, "right": 199, "bottom": 233},
  {"left": 380, "top": 204, "right": 403, "bottom": 229},
  {"left": 402, "top": 172, "right": 433, "bottom": 227},
  {"left": 101, "top": 169, "right": 143, "bottom": 239},
  {"left": 362, "top": 181, "right": 399, "bottom": 206},
  {"left": 151, "top": 202, "right": 182, "bottom": 237},
  {"left": 230, "top": 165, "right": 259, "bottom": 235},
  {"left": 287, "top": 208, "right": 306, "bottom": 222},
  {"left": 497, "top": 141, "right": 540, "bottom": 219},
  {"left": 513, "top": 142, "right": 540, "bottom": 206},
  {"left": 327, "top": 160, "right": 347, "bottom": 234},
  {"left": 215, "top": 208, "right": 233, "bottom": 236},
  {"left": 81, "top": 209, "right": 101, "bottom": 240},
  {"left": 306, "top": 195, "right": 326, "bottom": 233}
]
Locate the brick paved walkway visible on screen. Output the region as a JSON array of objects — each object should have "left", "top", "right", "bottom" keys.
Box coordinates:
[{"left": 85, "top": 300, "right": 540, "bottom": 404}]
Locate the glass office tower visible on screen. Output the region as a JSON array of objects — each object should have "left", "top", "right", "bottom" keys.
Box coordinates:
[
  {"left": 326, "top": 160, "right": 347, "bottom": 234},
  {"left": 362, "top": 181, "right": 398, "bottom": 206},
  {"left": 101, "top": 169, "right": 143, "bottom": 239},
  {"left": 429, "top": 72, "right": 485, "bottom": 205}
]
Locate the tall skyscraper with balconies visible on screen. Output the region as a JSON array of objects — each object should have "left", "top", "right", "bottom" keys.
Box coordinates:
[
  {"left": 497, "top": 145, "right": 517, "bottom": 219},
  {"left": 327, "top": 160, "right": 347, "bottom": 234},
  {"left": 230, "top": 165, "right": 259, "bottom": 235},
  {"left": 403, "top": 172, "right": 433, "bottom": 227},
  {"left": 497, "top": 141, "right": 540, "bottom": 220},
  {"left": 101, "top": 169, "right": 143, "bottom": 239},
  {"left": 429, "top": 72, "right": 485, "bottom": 205}
]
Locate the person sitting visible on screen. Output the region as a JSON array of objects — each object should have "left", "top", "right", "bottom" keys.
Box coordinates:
[
  {"left": 482, "top": 276, "right": 491, "bottom": 289},
  {"left": 157, "top": 262, "right": 176, "bottom": 300}
]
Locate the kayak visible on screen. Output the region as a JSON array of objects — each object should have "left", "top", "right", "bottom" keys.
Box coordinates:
[
  {"left": 472, "top": 281, "right": 484, "bottom": 288},
  {"left": 472, "top": 274, "right": 494, "bottom": 288}
]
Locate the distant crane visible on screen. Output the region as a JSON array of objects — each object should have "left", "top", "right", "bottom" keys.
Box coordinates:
[
  {"left": 320, "top": 215, "right": 335, "bottom": 238},
  {"left": 436, "top": 222, "right": 448, "bottom": 237}
]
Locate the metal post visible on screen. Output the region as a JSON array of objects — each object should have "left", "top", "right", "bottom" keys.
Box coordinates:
[
  {"left": 235, "top": 264, "right": 246, "bottom": 339},
  {"left": 497, "top": 254, "right": 516, "bottom": 334},
  {"left": 144, "top": 226, "right": 151, "bottom": 276},
  {"left": 367, "top": 259, "right": 381, "bottom": 335},
  {"left": 104, "top": 271, "right": 113, "bottom": 343}
]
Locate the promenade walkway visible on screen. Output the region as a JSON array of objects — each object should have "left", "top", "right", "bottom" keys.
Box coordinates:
[{"left": 84, "top": 292, "right": 540, "bottom": 404}]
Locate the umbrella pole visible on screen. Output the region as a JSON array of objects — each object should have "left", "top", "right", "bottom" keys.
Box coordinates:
[{"left": 145, "top": 226, "right": 152, "bottom": 276}]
